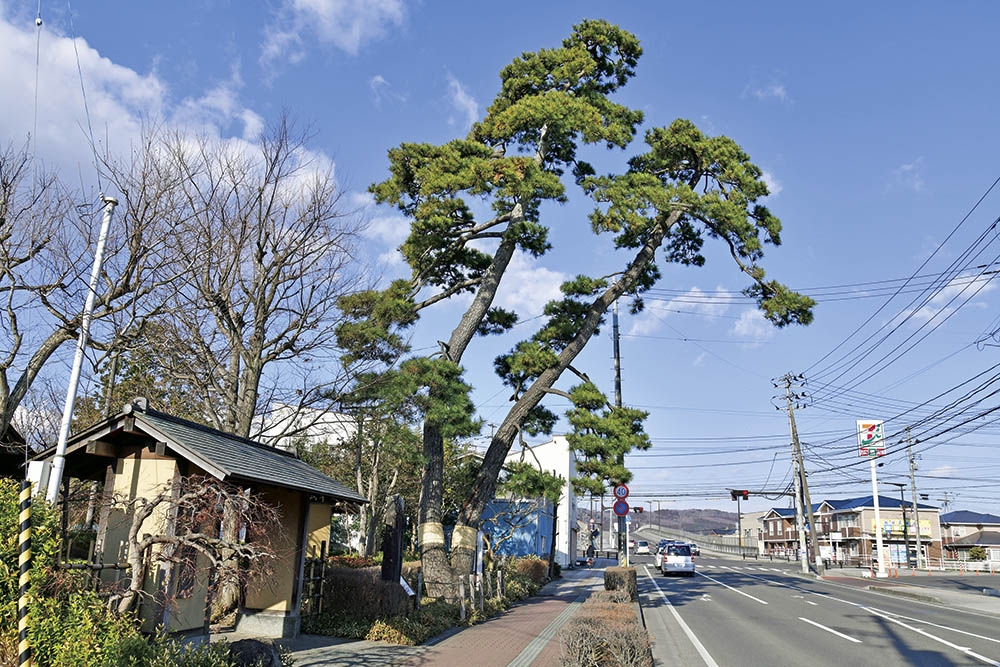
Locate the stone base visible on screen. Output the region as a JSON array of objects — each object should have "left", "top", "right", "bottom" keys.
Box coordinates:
[{"left": 234, "top": 608, "right": 300, "bottom": 638}]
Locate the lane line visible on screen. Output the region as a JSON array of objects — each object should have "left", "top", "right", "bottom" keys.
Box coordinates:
[
  {"left": 805, "top": 600, "right": 818, "bottom": 606},
  {"left": 728, "top": 569, "right": 1000, "bottom": 664},
  {"left": 696, "top": 572, "right": 768, "bottom": 604},
  {"left": 798, "top": 617, "right": 862, "bottom": 643},
  {"left": 865, "top": 605, "right": 1000, "bottom": 646},
  {"left": 643, "top": 566, "right": 720, "bottom": 667},
  {"left": 860, "top": 606, "right": 1000, "bottom": 666}
]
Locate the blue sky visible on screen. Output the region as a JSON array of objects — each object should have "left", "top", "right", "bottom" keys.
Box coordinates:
[{"left": 5, "top": 1, "right": 1000, "bottom": 514}]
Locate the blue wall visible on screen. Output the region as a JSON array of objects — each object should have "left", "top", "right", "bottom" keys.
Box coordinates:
[{"left": 481, "top": 499, "right": 554, "bottom": 559}]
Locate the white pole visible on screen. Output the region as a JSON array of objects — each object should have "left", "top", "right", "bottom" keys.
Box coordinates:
[
  {"left": 46, "top": 196, "right": 118, "bottom": 504},
  {"left": 871, "top": 457, "right": 887, "bottom": 578},
  {"left": 625, "top": 516, "right": 630, "bottom": 567}
]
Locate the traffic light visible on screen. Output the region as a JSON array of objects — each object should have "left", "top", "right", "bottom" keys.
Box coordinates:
[
  {"left": 631, "top": 507, "right": 644, "bottom": 513},
  {"left": 730, "top": 489, "right": 749, "bottom": 500}
]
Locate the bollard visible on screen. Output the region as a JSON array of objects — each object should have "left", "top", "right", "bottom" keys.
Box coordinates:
[{"left": 18, "top": 480, "right": 32, "bottom": 667}]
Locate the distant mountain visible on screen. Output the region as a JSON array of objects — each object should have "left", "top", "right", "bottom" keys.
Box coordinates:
[{"left": 578, "top": 507, "right": 739, "bottom": 535}]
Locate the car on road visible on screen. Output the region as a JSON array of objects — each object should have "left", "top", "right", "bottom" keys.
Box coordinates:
[
  {"left": 661, "top": 543, "right": 696, "bottom": 576},
  {"left": 689, "top": 542, "right": 701, "bottom": 556},
  {"left": 635, "top": 540, "right": 651, "bottom": 555}
]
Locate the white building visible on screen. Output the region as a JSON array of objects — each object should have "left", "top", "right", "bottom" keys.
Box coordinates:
[
  {"left": 504, "top": 435, "right": 578, "bottom": 567},
  {"left": 257, "top": 403, "right": 357, "bottom": 452}
]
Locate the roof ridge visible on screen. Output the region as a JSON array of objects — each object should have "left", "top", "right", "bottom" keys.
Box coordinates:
[{"left": 139, "top": 408, "right": 299, "bottom": 459}]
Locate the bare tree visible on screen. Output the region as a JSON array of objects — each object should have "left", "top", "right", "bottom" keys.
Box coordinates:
[
  {"left": 98, "top": 475, "right": 282, "bottom": 615},
  {"left": 132, "top": 118, "right": 366, "bottom": 441},
  {"left": 0, "top": 138, "right": 180, "bottom": 450}
]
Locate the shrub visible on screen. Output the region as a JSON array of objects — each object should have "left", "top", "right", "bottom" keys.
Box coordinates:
[
  {"left": 559, "top": 590, "right": 652, "bottom": 667},
  {"left": 604, "top": 567, "right": 637, "bottom": 601},
  {"left": 512, "top": 556, "right": 548, "bottom": 585},
  {"left": 320, "top": 566, "right": 410, "bottom": 618},
  {"left": 552, "top": 561, "right": 562, "bottom": 578},
  {"left": 969, "top": 546, "right": 987, "bottom": 561},
  {"left": 327, "top": 555, "right": 376, "bottom": 569}
]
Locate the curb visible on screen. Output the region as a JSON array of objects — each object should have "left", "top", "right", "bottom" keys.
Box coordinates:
[{"left": 866, "top": 586, "right": 941, "bottom": 604}]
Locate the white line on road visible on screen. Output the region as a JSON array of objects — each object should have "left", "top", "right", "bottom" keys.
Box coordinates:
[
  {"left": 732, "top": 569, "right": 1000, "bottom": 664},
  {"left": 644, "top": 567, "right": 720, "bottom": 667},
  {"left": 864, "top": 606, "right": 1000, "bottom": 646},
  {"left": 860, "top": 606, "right": 1000, "bottom": 666},
  {"left": 799, "top": 617, "right": 862, "bottom": 643},
  {"left": 806, "top": 600, "right": 818, "bottom": 606},
  {"left": 696, "top": 572, "right": 769, "bottom": 604}
]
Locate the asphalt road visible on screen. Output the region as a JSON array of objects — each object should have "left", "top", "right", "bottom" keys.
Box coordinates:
[{"left": 636, "top": 554, "right": 1000, "bottom": 667}]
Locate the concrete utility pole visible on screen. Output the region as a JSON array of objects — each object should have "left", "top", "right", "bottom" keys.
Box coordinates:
[
  {"left": 907, "top": 429, "right": 925, "bottom": 569},
  {"left": 784, "top": 375, "right": 823, "bottom": 574},
  {"left": 888, "top": 482, "right": 911, "bottom": 569},
  {"left": 612, "top": 299, "right": 626, "bottom": 566}
]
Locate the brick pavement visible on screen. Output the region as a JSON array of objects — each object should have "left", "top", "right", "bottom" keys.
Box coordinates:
[{"left": 287, "top": 566, "right": 603, "bottom": 667}]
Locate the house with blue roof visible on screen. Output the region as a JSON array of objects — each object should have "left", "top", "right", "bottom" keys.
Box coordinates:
[
  {"left": 762, "top": 494, "right": 942, "bottom": 566},
  {"left": 941, "top": 510, "right": 1000, "bottom": 561}
]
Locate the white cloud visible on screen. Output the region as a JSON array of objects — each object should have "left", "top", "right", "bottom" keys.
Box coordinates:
[
  {"left": 628, "top": 286, "right": 731, "bottom": 336},
  {"left": 262, "top": 0, "right": 405, "bottom": 67},
  {"left": 369, "top": 73, "right": 405, "bottom": 107},
  {"left": 908, "top": 272, "right": 998, "bottom": 322},
  {"left": 747, "top": 82, "right": 789, "bottom": 103},
  {"left": 890, "top": 158, "right": 925, "bottom": 192},
  {"left": 927, "top": 464, "right": 957, "bottom": 478},
  {"left": 692, "top": 352, "right": 707, "bottom": 367},
  {"left": 761, "top": 170, "right": 783, "bottom": 197},
  {"left": 0, "top": 10, "right": 321, "bottom": 186},
  {"left": 493, "top": 251, "right": 565, "bottom": 318},
  {"left": 446, "top": 73, "right": 479, "bottom": 130},
  {"left": 730, "top": 309, "right": 775, "bottom": 344}
]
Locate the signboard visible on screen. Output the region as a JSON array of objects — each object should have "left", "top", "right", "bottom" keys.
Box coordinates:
[
  {"left": 613, "top": 484, "right": 629, "bottom": 500},
  {"left": 857, "top": 420, "right": 885, "bottom": 457},
  {"left": 625, "top": 514, "right": 632, "bottom": 524},
  {"left": 613, "top": 500, "right": 629, "bottom": 516},
  {"left": 871, "top": 518, "right": 932, "bottom": 537},
  {"left": 400, "top": 576, "right": 414, "bottom": 596},
  {"left": 829, "top": 531, "right": 842, "bottom": 541}
]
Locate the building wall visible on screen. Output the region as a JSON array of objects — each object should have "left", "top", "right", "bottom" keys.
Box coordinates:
[
  {"left": 244, "top": 485, "right": 302, "bottom": 613},
  {"left": 481, "top": 499, "right": 552, "bottom": 560},
  {"left": 502, "top": 435, "right": 577, "bottom": 567}
]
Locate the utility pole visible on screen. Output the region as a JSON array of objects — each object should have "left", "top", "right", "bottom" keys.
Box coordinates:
[
  {"left": 783, "top": 374, "right": 823, "bottom": 574},
  {"left": 889, "top": 482, "right": 911, "bottom": 569},
  {"left": 612, "top": 299, "right": 626, "bottom": 566},
  {"left": 907, "top": 429, "right": 925, "bottom": 569}
]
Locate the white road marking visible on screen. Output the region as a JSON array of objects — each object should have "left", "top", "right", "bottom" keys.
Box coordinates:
[
  {"left": 696, "top": 572, "right": 768, "bottom": 604},
  {"left": 860, "top": 606, "right": 1000, "bottom": 666},
  {"left": 799, "top": 617, "right": 862, "bottom": 643},
  {"left": 644, "top": 567, "right": 720, "bottom": 667},
  {"left": 732, "top": 569, "right": 1000, "bottom": 665},
  {"left": 865, "top": 606, "right": 1000, "bottom": 646},
  {"left": 769, "top": 568, "right": 784, "bottom": 572},
  {"left": 805, "top": 600, "right": 818, "bottom": 606}
]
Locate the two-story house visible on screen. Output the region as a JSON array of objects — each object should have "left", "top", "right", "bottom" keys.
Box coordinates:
[
  {"left": 764, "top": 495, "right": 942, "bottom": 566},
  {"left": 940, "top": 510, "right": 1000, "bottom": 561}
]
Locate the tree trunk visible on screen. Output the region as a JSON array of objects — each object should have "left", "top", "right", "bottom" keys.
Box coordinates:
[{"left": 548, "top": 498, "right": 559, "bottom": 578}]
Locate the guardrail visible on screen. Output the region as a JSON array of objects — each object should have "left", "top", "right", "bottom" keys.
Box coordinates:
[{"left": 637, "top": 526, "right": 763, "bottom": 560}]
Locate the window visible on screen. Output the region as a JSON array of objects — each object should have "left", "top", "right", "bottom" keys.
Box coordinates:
[{"left": 667, "top": 545, "right": 691, "bottom": 556}]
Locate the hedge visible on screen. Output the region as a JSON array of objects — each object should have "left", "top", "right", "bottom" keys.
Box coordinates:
[
  {"left": 604, "top": 566, "right": 637, "bottom": 601},
  {"left": 559, "top": 590, "right": 652, "bottom": 667}
]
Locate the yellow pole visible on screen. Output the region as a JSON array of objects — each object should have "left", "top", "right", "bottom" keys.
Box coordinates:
[{"left": 18, "top": 480, "right": 32, "bottom": 667}]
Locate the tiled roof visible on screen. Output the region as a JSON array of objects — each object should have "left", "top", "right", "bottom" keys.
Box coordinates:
[
  {"left": 940, "top": 510, "right": 1000, "bottom": 525},
  {"left": 137, "top": 408, "right": 366, "bottom": 504},
  {"left": 826, "top": 495, "right": 937, "bottom": 511},
  {"left": 950, "top": 530, "right": 1000, "bottom": 547}
]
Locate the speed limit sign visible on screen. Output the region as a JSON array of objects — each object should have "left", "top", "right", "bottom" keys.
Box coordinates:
[{"left": 613, "top": 484, "right": 629, "bottom": 500}]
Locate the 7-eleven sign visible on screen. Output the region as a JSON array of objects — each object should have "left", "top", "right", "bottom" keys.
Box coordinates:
[{"left": 857, "top": 420, "right": 885, "bottom": 457}]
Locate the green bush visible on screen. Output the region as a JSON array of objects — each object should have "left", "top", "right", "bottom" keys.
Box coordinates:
[
  {"left": 327, "top": 555, "right": 376, "bottom": 569},
  {"left": 559, "top": 590, "right": 651, "bottom": 667},
  {"left": 969, "top": 546, "right": 987, "bottom": 561},
  {"left": 604, "top": 567, "right": 637, "bottom": 601},
  {"left": 0, "top": 479, "right": 256, "bottom": 667}
]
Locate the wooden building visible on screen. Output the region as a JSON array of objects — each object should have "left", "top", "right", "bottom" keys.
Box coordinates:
[{"left": 34, "top": 399, "right": 364, "bottom": 638}]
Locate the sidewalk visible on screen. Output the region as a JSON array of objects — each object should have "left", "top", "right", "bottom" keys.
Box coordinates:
[{"left": 287, "top": 566, "right": 605, "bottom": 667}]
